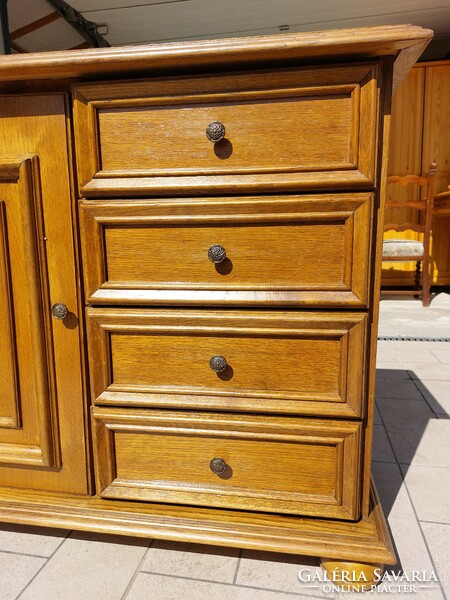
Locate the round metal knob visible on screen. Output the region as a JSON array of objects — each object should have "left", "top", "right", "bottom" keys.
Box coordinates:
[
  {"left": 51, "top": 303, "right": 68, "bottom": 320},
  {"left": 210, "top": 355, "right": 228, "bottom": 373},
  {"left": 206, "top": 121, "right": 225, "bottom": 143},
  {"left": 210, "top": 457, "right": 228, "bottom": 475},
  {"left": 208, "top": 244, "right": 226, "bottom": 264}
]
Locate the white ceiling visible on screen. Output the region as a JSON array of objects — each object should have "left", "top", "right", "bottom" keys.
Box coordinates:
[{"left": 7, "top": 0, "right": 450, "bottom": 58}]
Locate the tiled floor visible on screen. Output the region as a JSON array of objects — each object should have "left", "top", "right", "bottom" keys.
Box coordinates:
[{"left": 1, "top": 314, "right": 450, "bottom": 598}]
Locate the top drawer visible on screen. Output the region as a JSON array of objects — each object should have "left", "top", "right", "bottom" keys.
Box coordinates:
[{"left": 73, "top": 64, "right": 378, "bottom": 198}]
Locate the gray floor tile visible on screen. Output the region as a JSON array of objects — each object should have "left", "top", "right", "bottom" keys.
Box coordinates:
[
  {"left": 377, "top": 398, "right": 449, "bottom": 466},
  {"left": 414, "top": 379, "right": 450, "bottom": 415},
  {"left": 401, "top": 465, "right": 450, "bottom": 524},
  {"left": 0, "top": 523, "right": 67, "bottom": 557},
  {"left": 18, "top": 532, "right": 149, "bottom": 600},
  {"left": 338, "top": 582, "right": 444, "bottom": 599},
  {"left": 431, "top": 348, "right": 450, "bottom": 364},
  {"left": 421, "top": 522, "right": 450, "bottom": 598},
  {"left": 375, "top": 378, "right": 423, "bottom": 400},
  {"left": 236, "top": 550, "right": 333, "bottom": 597},
  {"left": 372, "top": 425, "right": 396, "bottom": 463},
  {"left": 141, "top": 540, "right": 239, "bottom": 583},
  {"left": 373, "top": 402, "right": 382, "bottom": 425},
  {"left": 0, "top": 551, "right": 46, "bottom": 600},
  {"left": 127, "top": 572, "right": 328, "bottom": 600},
  {"left": 407, "top": 364, "right": 450, "bottom": 381},
  {"left": 376, "top": 349, "right": 401, "bottom": 363},
  {"left": 372, "top": 463, "right": 436, "bottom": 574},
  {"left": 398, "top": 348, "right": 441, "bottom": 364},
  {"left": 378, "top": 295, "right": 450, "bottom": 338},
  {"left": 376, "top": 364, "right": 410, "bottom": 379}
]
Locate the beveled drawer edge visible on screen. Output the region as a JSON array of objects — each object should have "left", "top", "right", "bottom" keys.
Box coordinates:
[{"left": 92, "top": 406, "right": 362, "bottom": 520}]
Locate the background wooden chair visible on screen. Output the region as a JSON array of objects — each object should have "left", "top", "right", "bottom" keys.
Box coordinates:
[{"left": 382, "top": 162, "right": 437, "bottom": 307}]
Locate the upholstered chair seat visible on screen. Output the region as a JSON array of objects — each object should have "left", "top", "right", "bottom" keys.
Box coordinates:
[{"left": 382, "top": 239, "right": 424, "bottom": 258}]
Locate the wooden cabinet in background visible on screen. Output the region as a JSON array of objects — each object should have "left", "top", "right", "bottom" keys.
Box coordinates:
[{"left": 384, "top": 60, "right": 450, "bottom": 287}]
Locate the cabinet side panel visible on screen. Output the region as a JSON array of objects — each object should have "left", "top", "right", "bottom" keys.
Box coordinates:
[{"left": 362, "top": 57, "right": 394, "bottom": 516}]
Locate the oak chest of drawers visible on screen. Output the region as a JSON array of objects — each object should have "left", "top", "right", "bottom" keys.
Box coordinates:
[{"left": 0, "top": 25, "right": 432, "bottom": 585}]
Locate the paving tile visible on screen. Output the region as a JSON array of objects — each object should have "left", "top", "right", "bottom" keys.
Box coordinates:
[
  {"left": 127, "top": 572, "right": 328, "bottom": 600},
  {"left": 377, "top": 398, "right": 449, "bottom": 467},
  {"left": 406, "top": 364, "right": 450, "bottom": 381},
  {"left": 430, "top": 348, "right": 450, "bottom": 363},
  {"left": 376, "top": 348, "right": 401, "bottom": 363},
  {"left": 414, "top": 379, "right": 450, "bottom": 415},
  {"left": 397, "top": 348, "right": 440, "bottom": 364},
  {"left": 421, "top": 522, "right": 450, "bottom": 598},
  {"left": 337, "top": 580, "right": 444, "bottom": 599},
  {"left": 0, "top": 551, "right": 46, "bottom": 600},
  {"left": 339, "top": 463, "right": 446, "bottom": 599},
  {"left": 371, "top": 425, "right": 396, "bottom": 463},
  {"left": 371, "top": 463, "right": 436, "bottom": 573},
  {"left": 236, "top": 550, "right": 333, "bottom": 597},
  {"left": 0, "top": 523, "right": 67, "bottom": 557},
  {"left": 141, "top": 540, "right": 239, "bottom": 583},
  {"left": 376, "top": 364, "right": 410, "bottom": 379},
  {"left": 375, "top": 378, "right": 423, "bottom": 400},
  {"left": 19, "top": 531, "right": 149, "bottom": 600},
  {"left": 373, "top": 402, "right": 382, "bottom": 425},
  {"left": 401, "top": 465, "right": 450, "bottom": 524}
]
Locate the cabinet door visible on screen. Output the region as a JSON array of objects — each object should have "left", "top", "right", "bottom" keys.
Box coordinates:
[
  {"left": 0, "top": 157, "right": 56, "bottom": 467},
  {"left": 0, "top": 95, "right": 89, "bottom": 494}
]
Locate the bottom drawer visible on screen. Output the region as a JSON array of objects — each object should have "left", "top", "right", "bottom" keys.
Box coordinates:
[{"left": 92, "top": 408, "right": 362, "bottom": 520}]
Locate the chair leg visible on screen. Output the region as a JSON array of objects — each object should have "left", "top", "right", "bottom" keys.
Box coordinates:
[
  {"left": 414, "top": 262, "right": 421, "bottom": 291},
  {"left": 422, "top": 258, "right": 430, "bottom": 307}
]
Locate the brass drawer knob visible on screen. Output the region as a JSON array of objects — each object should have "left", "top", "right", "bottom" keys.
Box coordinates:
[
  {"left": 210, "top": 457, "right": 228, "bottom": 475},
  {"left": 208, "top": 244, "right": 226, "bottom": 264},
  {"left": 206, "top": 121, "right": 226, "bottom": 143},
  {"left": 210, "top": 355, "right": 228, "bottom": 373},
  {"left": 51, "top": 303, "right": 68, "bottom": 320}
]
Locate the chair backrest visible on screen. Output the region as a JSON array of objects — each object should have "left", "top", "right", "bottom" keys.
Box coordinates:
[{"left": 384, "top": 162, "right": 437, "bottom": 258}]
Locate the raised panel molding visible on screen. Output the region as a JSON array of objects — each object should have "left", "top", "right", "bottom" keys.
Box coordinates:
[
  {"left": 0, "top": 201, "right": 20, "bottom": 428},
  {"left": 0, "top": 156, "right": 59, "bottom": 468},
  {"left": 86, "top": 308, "right": 366, "bottom": 418}
]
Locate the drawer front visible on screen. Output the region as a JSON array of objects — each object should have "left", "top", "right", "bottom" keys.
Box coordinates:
[
  {"left": 92, "top": 408, "right": 362, "bottom": 519},
  {"left": 73, "top": 64, "right": 378, "bottom": 197},
  {"left": 80, "top": 194, "right": 373, "bottom": 307},
  {"left": 87, "top": 308, "right": 366, "bottom": 417}
]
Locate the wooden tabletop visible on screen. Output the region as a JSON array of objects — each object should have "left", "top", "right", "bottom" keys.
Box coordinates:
[{"left": 0, "top": 24, "right": 433, "bottom": 87}]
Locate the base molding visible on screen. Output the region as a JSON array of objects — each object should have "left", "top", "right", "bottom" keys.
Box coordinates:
[{"left": 0, "top": 479, "right": 396, "bottom": 565}]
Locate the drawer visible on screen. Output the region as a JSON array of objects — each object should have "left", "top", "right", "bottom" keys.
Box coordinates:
[
  {"left": 80, "top": 194, "right": 373, "bottom": 307},
  {"left": 86, "top": 308, "right": 367, "bottom": 418},
  {"left": 92, "top": 407, "right": 362, "bottom": 519},
  {"left": 73, "top": 64, "right": 378, "bottom": 197}
]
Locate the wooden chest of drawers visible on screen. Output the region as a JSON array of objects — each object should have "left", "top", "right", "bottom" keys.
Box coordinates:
[{"left": 0, "top": 25, "right": 433, "bottom": 587}]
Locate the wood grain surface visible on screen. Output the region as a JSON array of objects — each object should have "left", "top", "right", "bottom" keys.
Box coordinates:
[
  {"left": 86, "top": 308, "right": 367, "bottom": 418},
  {"left": 73, "top": 64, "right": 378, "bottom": 195},
  {"left": 80, "top": 194, "right": 373, "bottom": 307},
  {"left": 0, "top": 24, "right": 431, "bottom": 86},
  {"left": 0, "top": 95, "right": 88, "bottom": 493},
  {"left": 92, "top": 407, "right": 362, "bottom": 519}
]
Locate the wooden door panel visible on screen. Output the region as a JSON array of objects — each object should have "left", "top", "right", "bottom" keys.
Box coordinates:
[
  {"left": 0, "top": 203, "right": 19, "bottom": 429},
  {"left": 0, "top": 157, "right": 56, "bottom": 466},
  {"left": 0, "top": 95, "right": 89, "bottom": 493}
]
